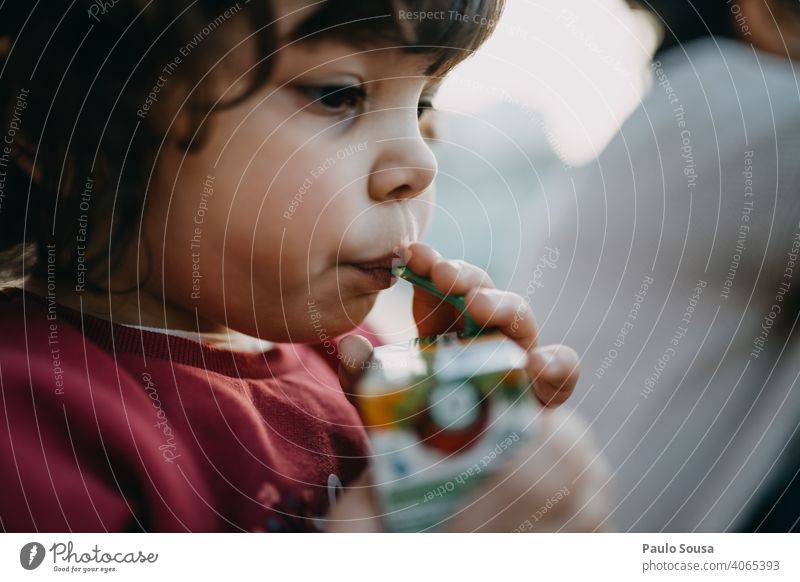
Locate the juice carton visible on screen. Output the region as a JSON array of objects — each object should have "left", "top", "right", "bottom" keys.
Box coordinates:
[{"left": 353, "top": 266, "right": 537, "bottom": 532}]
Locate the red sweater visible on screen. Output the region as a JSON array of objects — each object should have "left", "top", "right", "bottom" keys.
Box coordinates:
[{"left": 0, "top": 289, "right": 372, "bottom": 532}]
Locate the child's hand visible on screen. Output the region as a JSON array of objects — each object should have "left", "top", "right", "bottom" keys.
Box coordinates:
[
  {"left": 332, "top": 243, "right": 602, "bottom": 532},
  {"left": 325, "top": 406, "right": 612, "bottom": 532},
  {"left": 404, "top": 242, "right": 578, "bottom": 406},
  {"left": 340, "top": 242, "right": 578, "bottom": 406},
  {"left": 441, "top": 407, "right": 613, "bottom": 532}
]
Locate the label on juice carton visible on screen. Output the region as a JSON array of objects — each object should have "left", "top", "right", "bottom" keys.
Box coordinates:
[{"left": 355, "top": 332, "right": 537, "bottom": 532}]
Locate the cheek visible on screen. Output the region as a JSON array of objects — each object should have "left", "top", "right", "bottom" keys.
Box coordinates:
[{"left": 266, "top": 157, "right": 361, "bottom": 259}]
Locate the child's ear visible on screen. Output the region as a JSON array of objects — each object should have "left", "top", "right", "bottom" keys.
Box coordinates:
[
  {"left": 166, "top": 77, "right": 231, "bottom": 152},
  {"left": 170, "top": 106, "right": 202, "bottom": 152},
  {"left": 157, "top": 80, "right": 204, "bottom": 152},
  {"left": 7, "top": 133, "right": 44, "bottom": 187}
]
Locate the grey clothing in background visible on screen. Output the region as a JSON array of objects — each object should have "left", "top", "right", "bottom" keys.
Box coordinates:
[{"left": 520, "top": 37, "right": 800, "bottom": 531}]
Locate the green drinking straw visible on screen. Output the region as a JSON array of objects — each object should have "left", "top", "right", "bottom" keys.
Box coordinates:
[{"left": 391, "top": 265, "right": 483, "bottom": 337}]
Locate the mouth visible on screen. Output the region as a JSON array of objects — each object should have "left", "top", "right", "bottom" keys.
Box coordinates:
[{"left": 340, "top": 250, "right": 405, "bottom": 292}]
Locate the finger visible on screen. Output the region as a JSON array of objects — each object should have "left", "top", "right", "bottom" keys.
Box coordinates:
[
  {"left": 442, "top": 410, "right": 565, "bottom": 532},
  {"left": 337, "top": 334, "right": 374, "bottom": 398},
  {"left": 526, "top": 344, "right": 580, "bottom": 407},
  {"left": 430, "top": 259, "right": 494, "bottom": 296},
  {"left": 413, "top": 286, "right": 462, "bottom": 337},
  {"left": 405, "top": 243, "right": 465, "bottom": 336},
  {"left": 322, "top": 471, "right": 384, "bottom": 532},
  {"left": 445, "top": 408, "right": 609, "bottom": 532},
  {"left": 463, "top": 288, "right": 539, "bottom": 349},
  {"left": 405, "top": 242, "right": 441, "bottom": 277},
  {"left": 411, "top": 260, "right": 494, "bottom": 336}
]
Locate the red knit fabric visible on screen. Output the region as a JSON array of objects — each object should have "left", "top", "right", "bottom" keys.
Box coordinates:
[{"left": 0, "top": 288, "right": 373, "bottom": 532}]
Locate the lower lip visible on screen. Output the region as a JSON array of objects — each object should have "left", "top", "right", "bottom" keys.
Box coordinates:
[{"left": 345, "top": 265, "right": 397, "bottom": 291}]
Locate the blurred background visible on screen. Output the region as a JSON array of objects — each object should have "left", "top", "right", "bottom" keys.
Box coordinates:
[
  {"left": 370, "top": 0, "right": 800, "bottom": 533},
  {"left": 371, "top": 0, "right": 657, "bottom": 338}
]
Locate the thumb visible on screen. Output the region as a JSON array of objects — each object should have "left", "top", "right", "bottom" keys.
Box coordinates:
[
  {"left": 337, "top": 334, "right": 374, "bottom": 398},
  {"left": 323, "top": 471, "right": 383, "bottom": 532}
]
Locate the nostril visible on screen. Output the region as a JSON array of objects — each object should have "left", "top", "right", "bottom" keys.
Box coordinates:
[{"left": 388, "top": 184, "right": 415, "bottom": 199}]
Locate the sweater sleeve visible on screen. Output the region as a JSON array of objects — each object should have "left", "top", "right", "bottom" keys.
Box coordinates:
[
  {"left": 1, "top": 353, "right": 137, "bottom": 531},
  {"left": 0, "top": 323, "right": 216, "bottom": 532}
]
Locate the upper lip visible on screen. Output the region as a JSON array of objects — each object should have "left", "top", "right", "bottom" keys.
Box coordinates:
[{"left": 345, "top": 251, "right": 403, "bottom": 270}]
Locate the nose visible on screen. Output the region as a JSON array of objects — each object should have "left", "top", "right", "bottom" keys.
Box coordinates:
[{"left": 368, "top": 129, "right": 437, "bottom": 203}]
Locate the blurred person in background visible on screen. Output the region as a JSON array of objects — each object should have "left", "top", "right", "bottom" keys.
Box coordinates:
[{"left": 522, "top": 0, "right": 800, "bottom": 531}]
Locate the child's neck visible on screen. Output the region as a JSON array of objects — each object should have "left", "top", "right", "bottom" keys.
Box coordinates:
[{"left": 24, "top": 276, "right": 226, "bottom": 335}]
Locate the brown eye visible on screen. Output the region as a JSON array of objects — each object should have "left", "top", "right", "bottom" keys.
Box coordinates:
[
  {"left": 298, "top": 84, "right": 366, "bottom": 115},
  {"left": 417, "top": 99, "right": 437, "bottom": 140},
  {"left": 417, "top": 99, "right": 433, "bottom": 119}
]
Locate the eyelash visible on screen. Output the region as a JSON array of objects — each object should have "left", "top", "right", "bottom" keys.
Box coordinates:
[
  {"left": 417, "top": 99, "right": 434, "bottom": 120},
  {"left": 298, "top": 84, "right": 435, "bottom": 120},
  {"left": 298, "top": 85, "right": 366, "bottom": 115}
]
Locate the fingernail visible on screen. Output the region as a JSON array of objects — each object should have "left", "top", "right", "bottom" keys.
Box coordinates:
[
  {"left": 544, "top": 355, "right": 560, "bottom": 376},
  {"left": 537, "top": 350, "right": 563, "bottom": 377}
]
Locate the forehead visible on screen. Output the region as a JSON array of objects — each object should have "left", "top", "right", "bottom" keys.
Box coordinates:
[
  {"left": 272, "top": 0, "right": 324, "bottom": 40},
  {"left": 277, "top": 41, "right": 434, "bottom": 79},
  {"left": 269, "top": 0, "right": 452, "bottom": 81}
]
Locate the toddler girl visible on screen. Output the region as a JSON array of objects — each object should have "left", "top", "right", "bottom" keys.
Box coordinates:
[{"left": 0, "top": 0, "right": 602, "bottom": 532}]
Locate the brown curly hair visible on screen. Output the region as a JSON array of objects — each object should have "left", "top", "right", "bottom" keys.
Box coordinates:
[{"left": 0, "top": 0, "right": 504, "bottom": 290}]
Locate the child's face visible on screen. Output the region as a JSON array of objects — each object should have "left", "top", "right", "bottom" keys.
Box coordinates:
[{"left": 144, "top": 10, "right": 439, "bottom": 342}]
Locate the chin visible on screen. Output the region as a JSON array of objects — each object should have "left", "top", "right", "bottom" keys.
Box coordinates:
[
  {"left": 308, "top": 293, "right": 378, "bottom": 339},
  {"left": 252, "top": 292, "right": 378, "bottom": 343}
]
